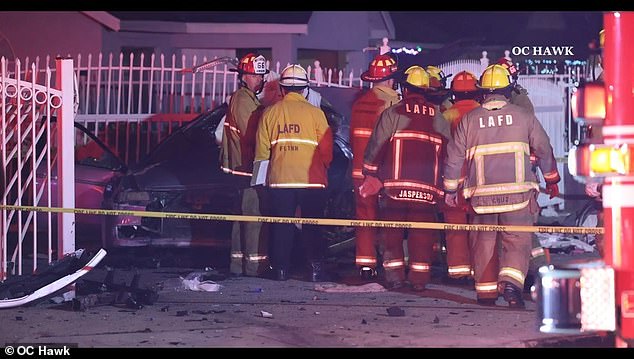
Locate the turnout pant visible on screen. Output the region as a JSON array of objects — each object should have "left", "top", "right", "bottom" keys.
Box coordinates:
[
  {"left": 354, "top": 179, "right": 380, "bottom": 270},
  {"left": 380, "top": 198, "right": 439, "bottom": 287},
  {"left": 470, "top": 204, "right": 533, "bottom": 300},
  {"left": 269, "top": 188, "right": 327, "bottom": 271},
  {"left": 442, "top": 205, "right": 472, "bottom": 279},
  {"left": 230, "top": 182, "right": 270, "bottom": 276}
]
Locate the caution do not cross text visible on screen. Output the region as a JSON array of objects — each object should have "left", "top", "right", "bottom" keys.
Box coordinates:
[{"left": 0, "top": 204, "right": 604, "bottom": 235}]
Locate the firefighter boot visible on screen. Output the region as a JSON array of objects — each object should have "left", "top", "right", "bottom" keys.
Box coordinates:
[
  {"left": 269, "top": 267, "right": 288, "bottom": 281},
  {"left": 502, "top": 281, "right": 525, "bottom": 309},
  {"left": 359, "top": 266, "right": 378, "bottom": 281},
  {"left": 310, "top": 262, "right": 332, "bottom": 282}
]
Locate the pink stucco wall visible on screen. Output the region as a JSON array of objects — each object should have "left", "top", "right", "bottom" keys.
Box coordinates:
[{"left": 0, "top": 11, "right": 103, "bottom": 62}]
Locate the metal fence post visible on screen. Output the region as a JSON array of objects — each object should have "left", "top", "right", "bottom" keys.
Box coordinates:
[{"left": 55, "top": 57, "right": 75, "bottom": 258}]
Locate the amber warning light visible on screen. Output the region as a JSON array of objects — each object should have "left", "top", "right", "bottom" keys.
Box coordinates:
[
  {"left": 571, "top": 82, "right": 606, "bottom": 125},
  {"left": 569, "top": 143, "right": 634, "bottom": 177}
]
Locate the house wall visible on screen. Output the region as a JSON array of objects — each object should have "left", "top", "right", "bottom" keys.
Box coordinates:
[
  {"left": 294, "top": 11, "right": 373, "bottom": 72},
  {"left": 0, "top": 12, "right": 103, "bottom": 62},
  {"left": 296, "top": 12, "right": 370, "bottom": 50},
  {"left": 102, "top": 31, "right": 295, "bottom": 68},
  {"left": 0, "top": 11, "right": 389, "bottom": 75}
]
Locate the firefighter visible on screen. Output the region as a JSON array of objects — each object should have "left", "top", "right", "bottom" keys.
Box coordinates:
[
  {"left": 351, "top": 54, "right": 401, "bottom": 280},
  {"left": 425, "top": 65, "right": 453, "bottom": 112},
  {"left": 359, "top": 65, "right": 445, "bottom": 291},
  {"left": 443, "top": 64, "right": 560, "bottom": 308},
  {"left": 497, "top": 58, "right": 552, "bottom": 273},
  {"left": 439, "top": 70, "right": 481, "bottom": 285},
  {"left": 221, "top": 53, "right": 271, "bottom": 277},
  {"left": 254, "top": 64, "right": 333, "bottom": 282}
]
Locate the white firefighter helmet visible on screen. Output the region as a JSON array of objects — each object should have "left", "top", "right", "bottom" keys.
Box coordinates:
[{"left": 279, "top": 64, "right": 309, "bottom": 88}]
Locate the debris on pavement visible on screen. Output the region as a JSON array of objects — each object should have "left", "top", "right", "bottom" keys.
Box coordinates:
[
  {"left": 260, "top": 310, "right": 273, "bottom": 318},
  {"left": 0, "top": 249, "right": 107, "bottom": 309},
  {"left": 386, "top": 306, "right": 405, "bottom": 317},
  {"left": 433, "top": 315, "right": 440, "bottom": 323},
  {"left": 314, "top": 282, "right": 387, "bottom": 293},
  {"left": 71, "top": 294, "right": 100, "bottom": 311},
  {"left": 280, "top": 299, "right": 306, "bottom": 304},
  {"left": 77, "top": 269, "right": 159, "bottom": 309},
  {"left": 49, "top": 296, "right": 65, "bottom": 304},
  {"left": 180, "top": 272, "right": 222, "bottom": 292},
  {"left": 536, "top": 233, "right": 596, "bottom": 253},
  {"left": 192, "top": 310, "right": 213, "bottom": 315}
]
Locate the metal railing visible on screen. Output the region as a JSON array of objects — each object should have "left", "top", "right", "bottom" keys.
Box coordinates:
[
  {"left": 1, "top": 57, "right": 74, "bottom": 279},
  {"left": 9, "top": 52, "right": 591, "bottom": 168}
]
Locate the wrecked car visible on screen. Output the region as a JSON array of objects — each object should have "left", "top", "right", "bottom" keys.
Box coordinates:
[{"left": 102, "top": 86, "right": 360, "bottom": 251}]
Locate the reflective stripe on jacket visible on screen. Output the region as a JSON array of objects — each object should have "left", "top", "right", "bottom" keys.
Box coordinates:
[
  {"left": 350, "top": 86, "right": 400, "bottom": 181},
  {"left": 221, "top": 87, "right": 261, "bottom": 176},
  {"left": 255, "top": 92, "right": 333, "bottom": 188},
  {"left": 363, "top": 93, "right": 445, "bottom": 204},
  {"left": 443, "top": 94, "right": 560, "bottom": 214}
]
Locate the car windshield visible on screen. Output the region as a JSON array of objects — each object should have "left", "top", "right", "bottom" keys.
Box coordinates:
[
  {"left": 36, "top": 120, "right": 125, "bottom": 172},
  {"left": 140, "top": 107, "right": 224, "bottom": 167},
  {"left": 74, "top": 126, "right": 124, "bottom": 170}
]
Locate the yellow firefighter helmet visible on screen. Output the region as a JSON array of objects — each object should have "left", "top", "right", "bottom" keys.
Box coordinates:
[
  {"left": 478, "top": 64, "right": 512, "bottom": 90},
  {"left": 426, "top": 65, "right": 448, "bottom": 88},
  {"left": 403, "top": 65, "right": 431, "bottom": 89}
]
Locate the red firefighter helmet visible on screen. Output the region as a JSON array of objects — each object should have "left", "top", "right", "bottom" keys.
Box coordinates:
[
  {"left": 497, "top": 58, "right": 519, "bottom": 80},
  {"left": 361, "top": 54, "right": 398, "bottom": 82},
  {"left": 450, "top": 71, "right": 478, "bottom": 93},
  {"left": 230, "top": 53, "right": 270, "bottom": 75}
]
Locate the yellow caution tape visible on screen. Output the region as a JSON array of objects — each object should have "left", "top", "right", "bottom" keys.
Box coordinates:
[{"left": 0, "top": 204, "right": 604, "bottom": 235}]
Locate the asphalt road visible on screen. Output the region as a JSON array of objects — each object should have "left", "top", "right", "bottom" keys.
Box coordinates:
[{"left": 0, "top": 247, "right": 613, "bottom": 349}]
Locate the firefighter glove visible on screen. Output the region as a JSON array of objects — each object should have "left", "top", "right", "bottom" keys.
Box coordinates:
[
  {"left": 545, "top": 183, "right": 559, "bottom": 199},
  {"left": 584, "top": 181, "right": 602, "bottom": 199},
  {"left": 359, "top": 176, "right": 383, "bottom": 198}
]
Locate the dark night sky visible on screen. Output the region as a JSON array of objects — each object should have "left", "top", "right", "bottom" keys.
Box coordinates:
[{"left": 391, "top": 11, "right": 603, "bottom": 49}]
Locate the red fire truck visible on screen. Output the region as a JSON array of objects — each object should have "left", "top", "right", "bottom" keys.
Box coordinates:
[{"left": 534, "top": 11, "right": 634, "bottom": 347}]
